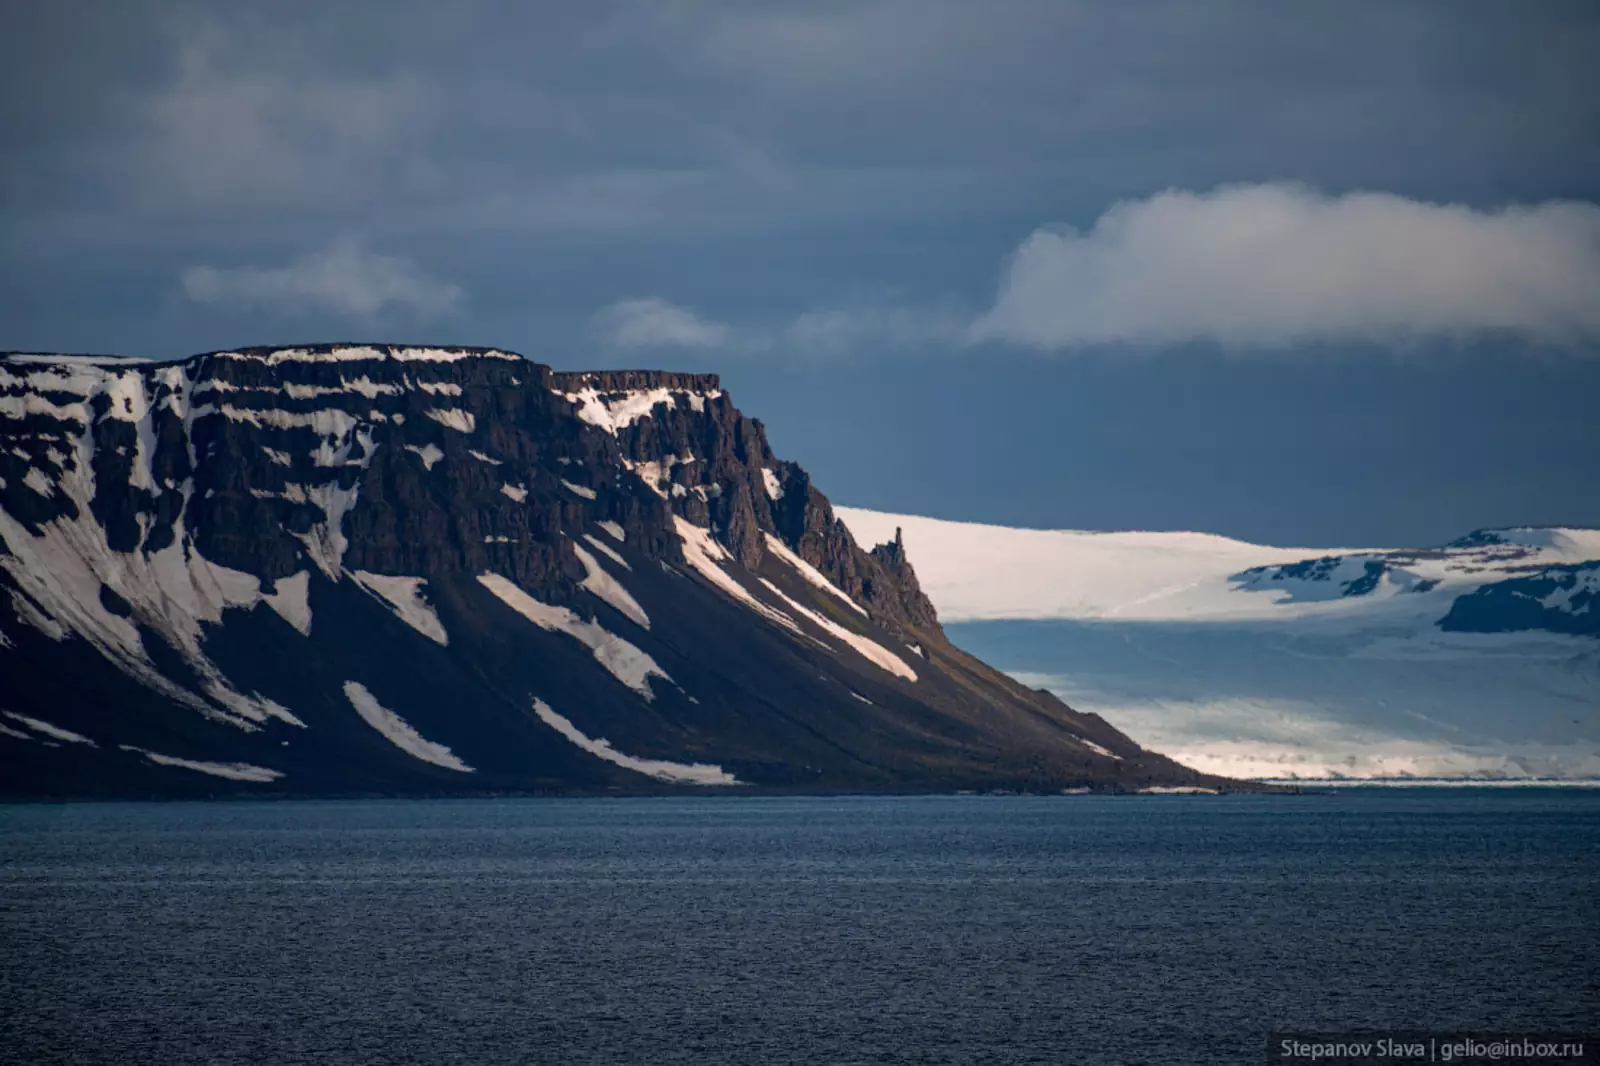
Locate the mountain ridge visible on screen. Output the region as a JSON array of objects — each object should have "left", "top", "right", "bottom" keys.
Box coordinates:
[{"left": 0, "top": 343, "right": 1233, "bottom": 797}]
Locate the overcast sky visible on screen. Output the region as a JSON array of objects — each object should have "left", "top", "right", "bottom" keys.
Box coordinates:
[{"left": 3, "top": 1, "right": 1597, "bottom": 546}]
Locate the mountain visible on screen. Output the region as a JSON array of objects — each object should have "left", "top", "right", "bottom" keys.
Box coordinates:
[
  {"left": 0, "top": 344, "right": 1223, "bottom": 798},
  {"left": 835, "top": 509, "right": 1600, "bottom": 782}
]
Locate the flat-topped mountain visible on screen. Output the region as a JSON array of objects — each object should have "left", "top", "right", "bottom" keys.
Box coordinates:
[{"left": 0, "top": 343, "right": 1225, "bottom": 797}]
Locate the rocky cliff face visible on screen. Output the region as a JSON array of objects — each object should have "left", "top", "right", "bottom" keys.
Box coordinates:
[{"left": 0, "top": 344, "right": 1228, "bottom": 797}]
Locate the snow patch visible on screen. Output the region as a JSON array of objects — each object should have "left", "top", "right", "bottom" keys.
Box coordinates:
[
  {"left": 582, "top": 533, "right": 630, "bottom": 570},
  {"left": 404, "top": 443, "right": 444, "bottom": 470},
  {"left": 424, "top": 408, "right": 476, "bottom": 433},
  {"left": 102, "top": 370, "right": 159, "bottom": 492},
  {"left": 572, "top": 543, "right": 649, "bottom": 628},
  {"left": 673, "top": 518, "right": 801, "bottom": 634},
  {"left": 349, "top": 571, "right": 449, "bottom": 645},
  {"left": 761, "top": 468, "right": 784, "bottom": 500},
  {"left": 557, "top": 383, "right": 724, "bottom": 434},
  {"left": 762, "top": 533, "right": 869, "bottom": 617},
  {"left": 292, "top": 479, "right": 361, "bottom": 579},
  {"left": 598, "top": 521, "right": 625, "bottom": 542},
  {"left": 120, "top": 745, "right": 285, "bottom": 782},
  {"left": 263, "top": 571, "right": 312, "bottom": 635},
  {"left": 391, "top": 347, "right": 518, "bottom": 363},
  {"left": 0, "top": 393, "right": 91, "bottom": 424},
  {"left": 500, "top": 483, "right": 529, "bottom": 503},
  {"left": 0, "top": 438, "right": 304, "bottom": 729},
  {"left": 342, "top": 681, "right": 472, "bottom": 772},
  {"left": 283, "top": 377, "right": 400, "bottom": 400},
  {"left": 531, "top": 698, "right": 737, "bottom": 785},
  {"left": 217, "top": 403, "right": 363, "bottom": 438},
  {"left": 468, "top": 449, "right": 501, "bottom": 465},
  {"left": 561, "top": 479, "right": 597, "bottom": 500},
  {"left": 4, "top": 353, "right": 154, "bottom": 367},
  {"left": 630, "top": 460, "right": 669, "bottom": 498},
  {"left": 3, "top": 711, "right": 95, "bottom": 746},
  {"left": 1078, "top": 737, "right": 1122, "bottom": 760},
  {"left": 22, "top": 468, "right": 54, "bottom": 497},
  {"left": 9, "top": 589, "right": 66, "bottom": 639},
  {"left": 757, "top": 578, "right": 918, "bottom": 681},
  {"left": 212, "top": 345, "right": 516, "bottom": 365},
  {"left": 478, "top": 573, "right": 671, "bottom": 698},
  {"left": 558, "top": 386, "right": 674, "bottom": 434}
]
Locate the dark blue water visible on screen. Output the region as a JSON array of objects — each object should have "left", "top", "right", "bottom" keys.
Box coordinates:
[{"left": 2, "top": 791, "right": 1596, "bottom": 1065}]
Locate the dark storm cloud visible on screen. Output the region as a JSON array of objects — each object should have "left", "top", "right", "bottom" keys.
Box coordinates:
[
  {"left": 4, "top": 2, "right": 1599, "bottom": 542},
  {"left": 6, "top": 0, "right": 1598, "bottom": 251}
]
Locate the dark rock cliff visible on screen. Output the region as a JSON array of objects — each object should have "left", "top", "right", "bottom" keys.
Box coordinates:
[{"left": 0, "top": 344, "right": 1236, "bottom": 797}]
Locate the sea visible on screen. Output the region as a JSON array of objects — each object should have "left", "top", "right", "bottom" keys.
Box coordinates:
[{"left": 2, "top": 790, "right": 1596, "bottom": 1065}]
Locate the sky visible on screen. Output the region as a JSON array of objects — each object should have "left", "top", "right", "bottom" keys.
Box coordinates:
[{"left": 3, "top": 0, "right": 1597, "bottom": 547}]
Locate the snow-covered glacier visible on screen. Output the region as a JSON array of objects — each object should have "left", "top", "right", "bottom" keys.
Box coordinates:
[{"left": 836, "top": 509, "right": 1600, "bottom": 782}]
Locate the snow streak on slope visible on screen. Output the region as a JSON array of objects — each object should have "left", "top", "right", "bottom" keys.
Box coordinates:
[
  {"left": 263, "top": 573, "right": 312, "bottom": 635},
  {"left": 582, "top": 534, "right": 630, "bottom": 570},
  {"left": 839, "top": 508, "right": 1600, "bottom": 781},
  {"left": 120, "top": 746, "right": 285, "bottom": 782},
  {"left": 757, "top": 578, "right": 917, "bottom": 681},
  {"left": 672, "top": 517, "right": 801, "bottom": 634},
  {"left": 477, "top": 573, "right": 670, "bottom": 698},
  {"left": 348, "top": 572, "right": 448, "bottom": 645},
  {"left": 530, "top": 698, "right": 737, "bottom": 785},
  {"left": 763, "top": 533, "right": 868, "bottom": 617},
  {"left": 343, "top": 681, "right": 473, "bottom": 772},
  {"left": 4, "top": 711, "right": 95, "bottom": 745},
  {"left": 292, "top": 480, "right": 363, "bottom": 579},
  {"left": 572, "top": 543, "right": 649, "bottom": 628}
]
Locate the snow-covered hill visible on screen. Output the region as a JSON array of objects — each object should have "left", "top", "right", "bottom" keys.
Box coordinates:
[{"left": 836, "top": 509, "right": 1600, "bottom": 782}]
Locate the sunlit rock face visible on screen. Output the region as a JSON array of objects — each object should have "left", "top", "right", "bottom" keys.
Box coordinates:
[{"left": 0, "top": 344, "right": 1213, "bottom": 798}]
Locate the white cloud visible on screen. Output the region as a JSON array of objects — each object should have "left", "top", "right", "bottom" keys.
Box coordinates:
[
  {"left": 969, "top": 183, "right": 1600, "bottom": 348},
  {"left": 785, "top": 304, "right": 968, "bottom": 354},
  {"left": 590, "top": 298, "right": 731, "bottom": 349},
  {"left": 180, "top": 239, "right": 462, "bottom": 318},
  {"left": 133, "top": 23, "right": 437, "bottom": 213}
]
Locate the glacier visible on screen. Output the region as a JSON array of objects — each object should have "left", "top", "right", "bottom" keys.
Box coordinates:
[{"left": 837, "top": 508, "right": 1600, "bottom": 782}]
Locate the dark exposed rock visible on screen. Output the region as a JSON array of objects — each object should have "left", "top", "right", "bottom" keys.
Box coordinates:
[
  {"left": 1440, "top": 560, "right": 1599, "bottom": 637},
  {"left": 0, "top": 344, "right": 1242, "bottom": 798}
]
